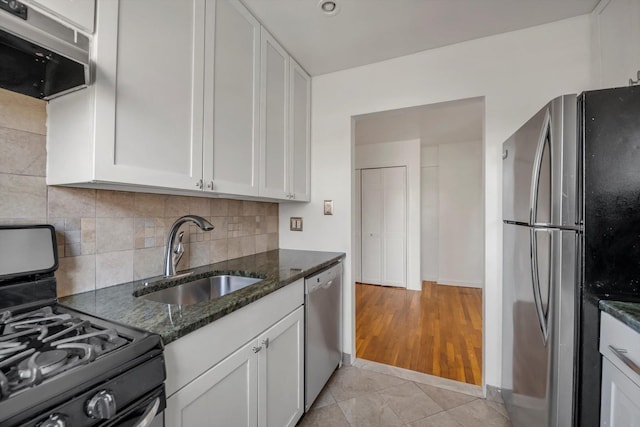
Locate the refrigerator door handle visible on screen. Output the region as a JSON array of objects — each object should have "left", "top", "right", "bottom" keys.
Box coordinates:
[
  {"left": 530, "top": 227, "right": 549, "bottom": 343},
  {"left": 530, "top": 108, "right": 552, "bottom": 226}
]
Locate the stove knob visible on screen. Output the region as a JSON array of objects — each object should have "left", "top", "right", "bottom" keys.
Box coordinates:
[
  {"left": 38, "top": 414, "right": 66, "bottom": 427},
  {"left": 86, "top": 390, "right": 117, "bottom": 420}
]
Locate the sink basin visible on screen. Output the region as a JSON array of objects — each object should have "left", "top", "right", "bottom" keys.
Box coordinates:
[{"left": 140, "top": 275, "right": 263, "bottom": 306}]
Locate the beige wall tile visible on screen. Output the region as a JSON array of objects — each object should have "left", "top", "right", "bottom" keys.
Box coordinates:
[
  {"left": 240, "top": 216, "right": 256, "bottom": 236},
  {"left": 0, "top": 89, "right": 46, "bottom": 135},
  {"left": 228, "top": 237, "right": 242, "bottom": 259},
  {"left": 209, "top": 216, "right": 228, "bottom": 240},
  {"left": 189, "top": 241, "right": 210, "bottom": 268},
  {"left": 133, "top": 246, "right": 164, "bottom": 281},
  {"left": 165, "top": 195, "right": 191, "bottom": 217},
  {"left": 228, "top": 200, "right": 242, "bottom": 216},
  {"left": 266, "top": 216, "right": 278, "bottom": 234},
  {"left": 48, "top": 187, "right": 96, "bottom": 218},
  {"left": 210, "top": 239, "right": 228, "bottom": 263},
  {"left": 255, "top": 202, "right": 267, "bottom": 216},
  {"left": 267, "top": 233, "right": 278, "bottom": 251},
  {"left": 189, "top": 197, "right": 211, "bottom": 217},
  {"left": 56, "top": 255, "right": 96, "bottom": 297},
  {"left": 96, "top": 250, "right": 134, "bottom": 288},
  {"left": 241, "top": 201, "right": 258, "bottom": 216},
  {"left": 211, "top": 199, "right": 228, "bottom": 216},
  {"left": 240, "top": 236, "right": 256, "bottom": 257},
  {"left": 96, "top": 218, "right": 134, "bottom": 253},
  {"left": 134, "top": 193, "right": 166, "bottom": 217},
  {"left": 0, "top": 174, "right": 46, "bottom": 219},
  {"left": 96, "top": 190, "right": 135, "bottom": 217},
  {"left": 256, "top": 234, "right": 268, "bottom": 253},
  {"left": 0, "top": 128, "right": 46, "bottom": 176},
  {"left": 266, "top": 203, "right": 278, "bottom": 216}
]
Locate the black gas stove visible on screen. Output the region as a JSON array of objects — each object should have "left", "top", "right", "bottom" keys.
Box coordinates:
[{"left": 0, "top": 225, "right": 165, "bottom": 427}]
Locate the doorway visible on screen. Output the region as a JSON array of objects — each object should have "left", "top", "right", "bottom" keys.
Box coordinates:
[{"left": 352, "top": 97, "right": 485, "bottom": 386}]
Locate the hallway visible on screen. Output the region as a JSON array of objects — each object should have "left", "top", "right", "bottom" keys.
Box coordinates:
[{"left": 355, "top": 281, "right": 482, "bottom": 385}]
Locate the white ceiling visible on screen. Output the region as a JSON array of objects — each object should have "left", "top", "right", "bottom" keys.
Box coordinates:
[
  {"left": 242, "top": 0, "right": 600, "bottom": 76},
  {"left": 354, "top": 97, "right": 484, "bottom": 146}
]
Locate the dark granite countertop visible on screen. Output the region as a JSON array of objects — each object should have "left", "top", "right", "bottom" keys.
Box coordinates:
[
  {"left": 599, "top": 300, "right": 640, "bottom": 334},
  {"left": 59, "top": 249, "right": 345, "bottom": 345}
]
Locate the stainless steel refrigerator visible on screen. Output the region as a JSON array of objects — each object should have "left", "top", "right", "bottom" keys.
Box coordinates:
[{"left": 502, "top": 86, "right": 640, "bottom": 427}]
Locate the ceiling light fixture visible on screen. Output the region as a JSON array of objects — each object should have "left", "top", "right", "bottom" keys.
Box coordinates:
[{"left": 318, "top": 0, "right": 340, "bottom": 17}]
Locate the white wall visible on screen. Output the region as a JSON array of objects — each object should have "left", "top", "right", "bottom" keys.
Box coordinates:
[
  {"left": 421, "top": 145, "right": 439, "bottom": 281},
  {"left": 436, "top": 141, "right": 484, "bottom": 287},
  {"left": 279, "top": 15, "right": 592, "bottom": 390},
  {"left": 354, "top": 139, "right": 421, "bottom": 291}
]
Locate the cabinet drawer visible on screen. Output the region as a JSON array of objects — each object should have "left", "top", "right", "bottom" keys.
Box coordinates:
[{"left": 600, "top": 312, "right": 640, "bottom": 388}]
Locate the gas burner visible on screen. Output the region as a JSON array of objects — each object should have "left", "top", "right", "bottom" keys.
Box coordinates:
[{"left": 0, "top": 306, "right": 129, "bottom": 400}]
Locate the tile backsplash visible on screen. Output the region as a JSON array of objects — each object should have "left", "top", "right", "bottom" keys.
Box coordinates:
[{"left": 0, "top": 89, "right": 278, "bottom": 297}]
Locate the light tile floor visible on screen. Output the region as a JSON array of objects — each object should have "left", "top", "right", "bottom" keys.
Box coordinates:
[{"left": 298, "top": 360, "right": 512, "bottom": 427}]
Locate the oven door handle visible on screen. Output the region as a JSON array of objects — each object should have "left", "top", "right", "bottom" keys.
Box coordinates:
[{"left": 133, "top": 397, "right": 160, "bottom": 427}]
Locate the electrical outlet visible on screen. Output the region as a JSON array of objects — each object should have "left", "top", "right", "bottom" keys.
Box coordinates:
[{"left": 290, "top": 217, "right": 303, "bottom": 231}]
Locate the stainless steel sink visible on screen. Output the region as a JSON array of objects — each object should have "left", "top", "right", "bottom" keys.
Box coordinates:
[{"left": 139, "top": 275, "right": 262, "bottom": 306}]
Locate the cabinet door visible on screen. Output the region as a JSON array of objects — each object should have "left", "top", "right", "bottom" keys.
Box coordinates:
[
  {"left": 166, "top": 340, "right": 258, "bottom": 427},
  {"left": 94, "top": 0, "right": 205, "bottom": 191},
  {"left": 289, "top": 60, "right": 311, "bottom": 202},
  {"left": 593, "top": 0, "right": 640, "bottom": 88},
  {"left": 203, "top": 0, "right": 260, "bottom": 196},
  {"left": 26, "top": 0, "right": 95, "bottom": 33},
  {"left": 601, "top": 358, "right": 640, "bottom": 426},
  {"left": 259, "top": 28, "right": 290, "bottom": 200},
  {"left": 258, "top": 306, "right": 304, "bottom": 427}
]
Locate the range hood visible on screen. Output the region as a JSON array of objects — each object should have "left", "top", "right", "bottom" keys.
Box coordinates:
[{"left": 0, "top": 1, "right": 90, "bottom": 100}]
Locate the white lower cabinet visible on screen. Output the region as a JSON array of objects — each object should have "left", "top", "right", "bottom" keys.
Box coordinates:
[
  {"left": 600, "top": 312, "right": 640, "bottom": 426},
  {"left": 258, "top": 307, "right": 304, "bottom": 427},
  {"left": 166, "top": 339, "right": 258, "bottom": 427},
  {"left": 601, "top": 358, "right": 640, "bottom": 426},
  {"left": 164, "top": 282, "right": 304, "bottom": 427}
]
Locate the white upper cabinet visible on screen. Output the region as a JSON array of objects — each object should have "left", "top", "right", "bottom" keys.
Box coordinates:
[
  {"left": 592, "top": 0, "right": 640, "bottom": 89},
  {"left": 260, "top": 28, "right": 290, "bottom": 199},
  {"left": 259, "top": 32, "right": 311, "bottom": 202},
  {"left": 204, "top": 0, "right": 261, "bottom": 196},
  {"left": 289, "top": 60, "right": 311, "bottom": 202},
  {"left": 47, "top": 0, "right": 311, "bottom": 202},
  {"left": 108, "top": 0, "right": 205, "bottom": 190},
  {"left": 47, "top": 0, "right": 205, "bottom": 191},
  {"left": 25, "top": 0, "right": 95, "bottom": 33}
]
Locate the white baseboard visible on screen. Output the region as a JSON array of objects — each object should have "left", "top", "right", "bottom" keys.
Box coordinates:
[{"left": 436, "top": 278, "right": 483, "bottom": 288}]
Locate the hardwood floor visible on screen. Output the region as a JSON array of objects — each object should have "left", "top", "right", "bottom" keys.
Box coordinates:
[{"left": 355, "top": 281, "right": 483, "bottom": 385}]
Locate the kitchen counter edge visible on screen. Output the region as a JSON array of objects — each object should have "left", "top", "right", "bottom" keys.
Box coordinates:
[{"left": 59, "top": 249, "right": 345, "bottom": 345}]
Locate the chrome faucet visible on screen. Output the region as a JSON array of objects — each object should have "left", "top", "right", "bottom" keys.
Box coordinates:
[{"left": 164, "top": 215, "right": 214, "bottom": 277}]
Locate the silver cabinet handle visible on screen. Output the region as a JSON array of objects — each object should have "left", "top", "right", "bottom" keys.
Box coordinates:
[
  {"left": 206, "top": 181, "right": 214, "bottom": 190},
  {"left": 252, "top": 345, "right": 262, "bottom": 353},
  {"left": 196, "top": 179, "right": 203, "bottom": 189},
  {"left": 262, "top": 338, "right": 269, "bottom": 349},
  {"left": 609, "top": 345, "right": 640, "bottom": 376}
]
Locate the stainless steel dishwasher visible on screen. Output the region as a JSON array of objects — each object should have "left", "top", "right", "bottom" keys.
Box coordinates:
[{"left": 305, "top": 261, "right": 343, "bottom": 411}]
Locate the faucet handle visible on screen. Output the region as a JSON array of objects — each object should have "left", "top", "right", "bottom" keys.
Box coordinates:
[{"left": 172, "top": 231, "right": 185, "bottom": 267}]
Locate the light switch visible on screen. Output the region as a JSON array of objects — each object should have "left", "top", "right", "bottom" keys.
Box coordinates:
[
  {"left": 290, "top": 217, "right": 303, "bottom": 231},
  {"left": 324, "top": 200, "right": 334, "bottom": 215}
]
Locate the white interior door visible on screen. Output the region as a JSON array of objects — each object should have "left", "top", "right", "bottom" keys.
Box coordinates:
[{"left": 361, "top": 167, "right": 407, "bottom": 288}]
